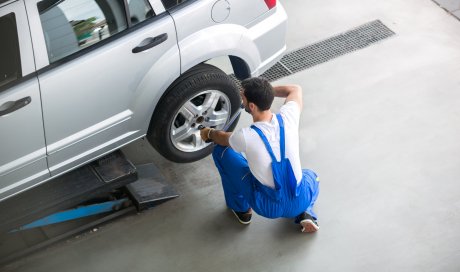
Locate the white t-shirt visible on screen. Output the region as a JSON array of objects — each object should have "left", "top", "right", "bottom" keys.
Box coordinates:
[{"left": 229, "top": 101, "right": 302, "bottom": 188}]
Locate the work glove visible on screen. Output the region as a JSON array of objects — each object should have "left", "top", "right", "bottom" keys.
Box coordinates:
[{"left": 200, "top": 127, "right": 214, "bottom": 142}]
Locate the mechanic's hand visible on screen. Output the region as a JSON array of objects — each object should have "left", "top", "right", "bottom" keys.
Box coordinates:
[{"left": 200, "top": 127, "right": 214, "bottom": 142}]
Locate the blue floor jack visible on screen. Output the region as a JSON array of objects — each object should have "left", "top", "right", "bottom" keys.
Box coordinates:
[{"left": 0, "top": 150, "right": 178, "bottom": 266}]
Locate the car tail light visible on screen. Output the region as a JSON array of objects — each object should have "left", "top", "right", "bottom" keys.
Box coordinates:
[{"left": 264, "top": 0, "right": 276, "bottom": 9}]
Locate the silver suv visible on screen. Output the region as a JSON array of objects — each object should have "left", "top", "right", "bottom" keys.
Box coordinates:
[{"left": 0, "top": 0, "right": 287, "bottom": 201}]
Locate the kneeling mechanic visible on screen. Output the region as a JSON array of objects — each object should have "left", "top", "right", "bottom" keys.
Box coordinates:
[{"left": 200, "top": 77, "right": 320, "bottom": 233}]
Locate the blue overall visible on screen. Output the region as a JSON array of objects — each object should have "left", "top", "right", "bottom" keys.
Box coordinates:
[{"left": 212, "top": 114, "right": 320, "bottom": 219}]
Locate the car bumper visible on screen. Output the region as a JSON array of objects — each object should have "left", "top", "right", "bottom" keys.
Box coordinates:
[{"left": 245, "top": 3, "right": 288, "bottom": 76}]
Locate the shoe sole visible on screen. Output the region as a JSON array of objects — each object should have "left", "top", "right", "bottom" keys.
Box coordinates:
[
  {"left": 231, "top": 210, "right": 252, "bottom": 225},
  {"left": 300, "top": 219, "right": 319, "bottom": 233}
]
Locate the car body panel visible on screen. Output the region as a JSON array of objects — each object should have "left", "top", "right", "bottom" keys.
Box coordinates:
[
  {"left": 170, "top": 1, "right": 287, "bottom": 76},
  {"left": 0, "top": 0, "right": 49, "bottom": 200}
]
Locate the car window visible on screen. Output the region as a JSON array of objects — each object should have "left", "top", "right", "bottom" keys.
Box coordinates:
[
  {"left": 0, "top": 13, "right": 22, "bottom": 89},
  {"left": 128, "top": 0, "right": 154, "bottom": 25},
  {"left": 37, "top": 0, "right": 154, "bottom": 63},
  {"left": 161, "top": 0, "right": 190, "bottom": 10}
]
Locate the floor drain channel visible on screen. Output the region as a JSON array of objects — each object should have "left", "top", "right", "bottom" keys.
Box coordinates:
[{"left": 258, "top": 19, "right": 395, "bottom": 82}]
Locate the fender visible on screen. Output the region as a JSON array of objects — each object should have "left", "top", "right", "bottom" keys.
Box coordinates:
[{"left": 178, "top": 24, "right": 262, "bottom": 77}]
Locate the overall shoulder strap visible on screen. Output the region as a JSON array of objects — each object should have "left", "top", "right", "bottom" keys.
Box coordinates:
[
  {"left": 276, "top": 114, "right": 286, "bottom": 160},
  {"left": 250, "top": 124, "right": 277, "bottom": 162}
]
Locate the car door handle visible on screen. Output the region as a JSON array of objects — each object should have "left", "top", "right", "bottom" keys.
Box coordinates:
[
  {"left": 0, "top": 96, "right": 32, "bottom": 117},
  {"left": 132, "top": 33, "right": 168, "bottom": 53}
]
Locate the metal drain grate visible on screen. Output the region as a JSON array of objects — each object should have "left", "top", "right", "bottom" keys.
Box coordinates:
[
  {"left": 259, "top": 19, "right": 395, "bottom": 82},
  {"left": 258, "top": 62, "right": 291, "bottom": 82}
]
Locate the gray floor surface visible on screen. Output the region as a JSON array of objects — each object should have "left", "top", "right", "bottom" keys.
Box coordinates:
[
  {"left": 433, "top": 0, "right": 460, "bottom": 20},
  {"left": 3, "top": 0, "right": 460, "bottom": 271}
]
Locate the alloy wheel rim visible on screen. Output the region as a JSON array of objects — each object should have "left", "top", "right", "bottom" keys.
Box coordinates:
[{"left": 170, "top": 89, "right": 231, "bottom": 152}]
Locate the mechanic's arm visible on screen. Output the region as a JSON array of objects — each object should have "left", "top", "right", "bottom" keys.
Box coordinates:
[
  {"left": 273, "top": 85, "right": 303, "bottom": 110},
  {"left": 200, "top": 128, "right": 231, "bottom": 146}
]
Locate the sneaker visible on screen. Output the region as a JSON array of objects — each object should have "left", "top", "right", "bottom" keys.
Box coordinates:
[
  {"left": 295, "top": 212, "right": 319, "bottom": 233},
  {"left": 231, "top": 208, "right": 252, "bottom": 225}
]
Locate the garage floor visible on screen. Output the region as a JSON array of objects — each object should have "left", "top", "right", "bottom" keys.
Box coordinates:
[{"left": 3, "top": 0, "right": 460, "bottom": 271}]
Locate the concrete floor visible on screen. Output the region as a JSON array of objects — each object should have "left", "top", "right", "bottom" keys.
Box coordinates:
[
  {"left": 3, "top": 0, "right": 460, "bottom": 271},
  {"left": 433, "top": 0, "right": 460, "bottom": 20}
]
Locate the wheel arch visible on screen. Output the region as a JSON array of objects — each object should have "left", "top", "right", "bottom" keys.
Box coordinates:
[{"left": 178, "top": 24, "right": 261, "bottom": 79}]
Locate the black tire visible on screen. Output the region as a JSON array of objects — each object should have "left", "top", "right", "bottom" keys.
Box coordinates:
[{"left": 147, "top": 64, "right": 241, "bottom": 163}]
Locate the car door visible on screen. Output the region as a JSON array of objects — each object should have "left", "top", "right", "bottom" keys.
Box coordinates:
[
  {"left": 0, "top": 0, "right": 50, "bottom": 201},
  {"left": 25, "top": 0, "right": 179, "bottom": 175}
]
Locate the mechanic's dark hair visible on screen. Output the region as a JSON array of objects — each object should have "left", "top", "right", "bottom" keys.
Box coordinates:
[{"left": 241, "top": 77, "right": 274, "bottom": 111}]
